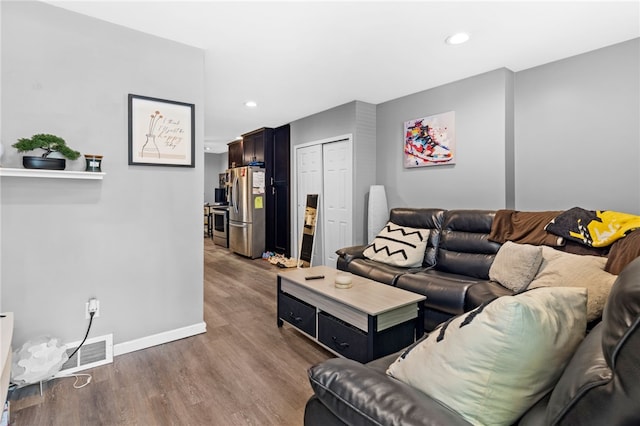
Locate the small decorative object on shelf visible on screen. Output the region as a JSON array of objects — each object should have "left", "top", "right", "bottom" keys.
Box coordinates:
[
  {"left": 84, "top": 154, "right": 103, "bottom": 172},
  {"left": 12, "top": 134, "right": 80, "bottom": 170}
]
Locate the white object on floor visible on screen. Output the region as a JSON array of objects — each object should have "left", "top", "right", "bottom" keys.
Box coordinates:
[{"left": 11, "top": 336, "right": 68, "bottom": 386}]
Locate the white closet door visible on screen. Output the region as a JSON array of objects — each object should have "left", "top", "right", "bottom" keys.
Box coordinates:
[
  {"left": 296, "top": 144, "right": 323, "bottom": 265},
  {"left": 322, "top": 140, "right": 352, "bottom": 268}
]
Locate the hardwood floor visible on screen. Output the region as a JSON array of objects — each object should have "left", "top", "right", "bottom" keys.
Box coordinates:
[{"left": 9, "top": 239, "right": 332, "bottom": 425}]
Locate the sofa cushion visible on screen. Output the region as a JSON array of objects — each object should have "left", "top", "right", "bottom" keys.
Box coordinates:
[
  {"left": 363, "top": 222, "right": 429, "bottom": 268},
  {"left": 386, "top": 287, "right": 587, "bottom": 426},
  {"left": 528, "top": 246, "right": 617, "bottom": 322},
  {"left": 489, "top": 241, "right": 543, "bottom": 292},
  {"left": 543, "top": 324, "right": 610, "bottom": 425},
  {"left": 464, "top": 280, "right": 514, "bottom": 311},
  {"left": 344, "top": 258, "right": 411, "bottom": 286},
  {"left": 436, "top": 210, "right": 500, "bottom": 278},
  {"left": 396, "top": 269, "right": 487, "bottom": 315},
  {"left": 307, "top": 358, "right": 472, "bottom": 426},
  {"left": 544, "top": 257, "right": 640, "bottom": 425}
]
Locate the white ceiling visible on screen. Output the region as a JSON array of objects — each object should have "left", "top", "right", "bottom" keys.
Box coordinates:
[{"left": 44, "top": 1, "right": 640, "bottom": 153}]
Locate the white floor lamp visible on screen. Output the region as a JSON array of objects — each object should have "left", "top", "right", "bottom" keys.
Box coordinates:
[{"left": 367, "top": 185, "right": 388, "bottom": 243}]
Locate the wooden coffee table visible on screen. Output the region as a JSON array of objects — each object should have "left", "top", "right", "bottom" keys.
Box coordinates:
[{"left": 277, "top": 265, "right": 425, "bottom": 363}]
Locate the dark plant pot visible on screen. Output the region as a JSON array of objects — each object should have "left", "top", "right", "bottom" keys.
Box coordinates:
[{"left": 23, "top": 156, "right": 66, "bottom": 170}]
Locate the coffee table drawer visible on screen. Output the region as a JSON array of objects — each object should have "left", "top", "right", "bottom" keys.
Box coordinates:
[
  {"left": 318, "top": 312, "right": 368, "bottom": 363},
  {"left": 278, "top": 292, "right": 316, "bottom": 337}
]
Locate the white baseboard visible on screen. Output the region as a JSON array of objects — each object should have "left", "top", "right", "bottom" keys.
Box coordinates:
[{"left": 113, "top": 322, "right": 207, "bottom": 356}]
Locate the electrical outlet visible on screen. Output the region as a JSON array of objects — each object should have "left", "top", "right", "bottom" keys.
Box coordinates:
[{"left": 85, "top": 298, "right": 100, "bottom": 319}]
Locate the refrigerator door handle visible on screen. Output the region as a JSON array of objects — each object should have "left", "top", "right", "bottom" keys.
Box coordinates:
[
  {"left": 233, "top": 175, "right": 239, "bottom": 214},
  {"left": 229, "top": 222, "right": 248, "bottom": 228}
]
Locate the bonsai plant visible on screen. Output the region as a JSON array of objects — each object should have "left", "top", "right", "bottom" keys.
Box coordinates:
[{"left": 12, "top": 133, "right": 81, "bottom": 170}]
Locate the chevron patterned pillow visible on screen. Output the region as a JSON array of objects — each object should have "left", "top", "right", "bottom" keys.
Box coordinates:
[{"left": 363, "top": 222, "right": 430, "bottom": 268}]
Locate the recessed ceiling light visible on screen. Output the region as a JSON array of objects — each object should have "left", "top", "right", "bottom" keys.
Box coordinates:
[
  {"left": 244, "top": 100, "right": 257, "bottom": 108},
  {"left": 445, "top": 32, "right": 470, "bottom": 45}
]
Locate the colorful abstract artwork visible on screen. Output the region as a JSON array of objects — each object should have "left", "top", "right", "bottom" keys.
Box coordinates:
[{"left": 403, "top": 111, "right": 455, "bottom": 168}]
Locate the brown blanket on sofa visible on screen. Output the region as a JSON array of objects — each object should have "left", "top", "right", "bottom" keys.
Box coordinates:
[
  {"left": 605, "top": 229, "right": 640, "bottom": 274},
  {"left": 488, "top": 210, "right": 564, "bottom": 247}
]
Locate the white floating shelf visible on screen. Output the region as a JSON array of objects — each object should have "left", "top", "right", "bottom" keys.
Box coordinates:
[{"left": 0, "top": 167, "right": 105, "bottom": 180}]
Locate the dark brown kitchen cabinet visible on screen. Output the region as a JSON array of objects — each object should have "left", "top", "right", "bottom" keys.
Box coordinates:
[
  {"left": 227, "top": 140, "right": 243, "bottom": 168},
  {"left": 265, "top": 124, "right": 291, "bottom": 256},
  {"left": 241, "top": 128, "right": 270, "bottom": 165}
]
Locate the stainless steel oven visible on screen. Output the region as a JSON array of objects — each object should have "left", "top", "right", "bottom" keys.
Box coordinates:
[{"left": 212, "top": 207, "right": 228, "bottom": 248}]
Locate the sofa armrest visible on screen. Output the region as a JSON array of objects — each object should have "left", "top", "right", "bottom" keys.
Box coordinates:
[
  {"left": 335, "top": 245, "right": 367, "bottom": 262},
  {"left": 307, "top": 358, "right": 472, "bottom": 426}
]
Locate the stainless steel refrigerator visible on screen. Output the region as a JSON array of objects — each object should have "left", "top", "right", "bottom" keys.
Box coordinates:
[{"left": 227, "top": 166, "right": 266, "bottom": 258}]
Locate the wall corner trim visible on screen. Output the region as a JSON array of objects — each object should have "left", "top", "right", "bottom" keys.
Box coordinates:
[{"left": 113, "top": 322, "right": 207, "bottom": 356}]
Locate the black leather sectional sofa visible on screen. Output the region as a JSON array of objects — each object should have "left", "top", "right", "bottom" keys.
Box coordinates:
[{"left": 305, "top": 207, "right": 640, "bottom": 425}]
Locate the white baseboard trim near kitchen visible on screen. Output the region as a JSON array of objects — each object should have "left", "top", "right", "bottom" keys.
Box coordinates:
[{"left": 113, "top": 322, "right": 207, "bottom": 356}]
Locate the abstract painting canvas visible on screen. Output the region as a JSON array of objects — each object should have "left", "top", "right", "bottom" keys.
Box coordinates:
[{"left": 403, "top": 111, "right": 455, "bottom": 168}]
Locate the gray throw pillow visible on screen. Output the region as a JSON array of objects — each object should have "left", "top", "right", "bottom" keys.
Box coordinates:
[
  {"left": 529, "top": 246, "right": 617, "bottom": 322},
  {"left": 489, "top": 241, "right": 543, "bottom": 292}
]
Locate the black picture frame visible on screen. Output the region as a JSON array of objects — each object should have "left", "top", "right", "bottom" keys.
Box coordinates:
[{"left": 128, "top": 94, "right": 195, "bottom": 167}]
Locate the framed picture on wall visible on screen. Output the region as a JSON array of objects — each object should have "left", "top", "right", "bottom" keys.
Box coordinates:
[
  {"left": 128, "top": 94, "right": 195, "bottom": 167},
  {"left": 403, "top": 111, "right": 455, "bottom": 168}
]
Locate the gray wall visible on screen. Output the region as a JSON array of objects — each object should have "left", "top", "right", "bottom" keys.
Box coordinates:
[
  {"left": 376, "top": 69, "right": 513, "bottom": 210},
  {"left": 290, "top": 101, "right": 357, "bottom": 146},
  {"left": 204, "top": 152, "right": 228, "bottom": 203},
  {"left": 515, "top": 38, "right": 640, "bottom": 214},
  {"left": 290, "top": 100, "right": 376, "bottom": 250},
  {"left": 354, "top": 102, "right": 377, "bottom": 243},
  {"left": 374, "top": 39, "right": 639, "bottom": 215},
  {"left": 1, "top": 2, "right": 205, "bottom": 348},
  {"left": 504, "top": 70, "right": 515, "bottom": 209}
]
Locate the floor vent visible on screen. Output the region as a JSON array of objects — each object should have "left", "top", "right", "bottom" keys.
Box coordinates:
[{"left": 56, "top": 334, "right": 113, "bottom": 376}]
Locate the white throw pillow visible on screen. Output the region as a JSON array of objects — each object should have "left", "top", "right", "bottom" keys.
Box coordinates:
[
  {"left": 528, "top": 246, "right": 617, "bottom": 322},
  {"left": 489, "top": 241, "right": 543, "bottom": 292},
  {"left": 363, "top": 222, "right": 429, "bottom": 268},
  {"left": 386, "top": 287, "right": 587, "bottom": 426}
]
